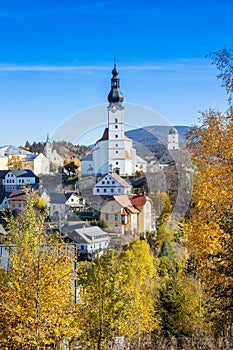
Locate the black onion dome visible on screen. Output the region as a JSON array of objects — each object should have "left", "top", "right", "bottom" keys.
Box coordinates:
[
  {"left": 168, "top": 127, "right": 178, "bottom": 135},
  {"left": 108, "top": 64, "right": 124, "bottom": 103}
]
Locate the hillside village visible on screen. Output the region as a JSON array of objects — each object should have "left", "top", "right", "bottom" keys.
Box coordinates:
[
  {"left": 1, "top": 57, "right": 233, "bottom": 350},
  {"left": 0, "top": 65, "right": 192, "bottom": 261}
]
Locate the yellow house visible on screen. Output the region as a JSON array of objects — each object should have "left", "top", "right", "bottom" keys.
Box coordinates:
[{"left": 100, "top": 194, "right": 152, "bottom": 235}]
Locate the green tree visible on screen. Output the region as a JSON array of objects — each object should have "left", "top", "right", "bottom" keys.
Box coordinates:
[{"left": 0, "top": 195, "right": 77, "bottom": 349}]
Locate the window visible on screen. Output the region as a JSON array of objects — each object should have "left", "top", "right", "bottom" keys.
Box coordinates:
[
  {"left": 116, "top": 144, "right": 118, "bottom": 147},
  {"left": 102, "top": 181, "right": 105, "bottom": 184},
  {"left": 115, "top": 118, "right": 118, "bottom": 123},
  {"left": 112, "top": 181, "right": 115, "bottom": 184},
  {"left": 104, "top": 189, "right": 107, "bottom": 193},
  {"left": 116, "top": 151, "right": 118, "bottom": 154},
  {"left": 115, "top": 214, "right": 118, "bottom": 221},
  {"left": 111, "top": 189, "right": 114, "bottom": 193},
  {"left": 118, "top": 188, "right": 121, "bottom": 193},
  {"left": 107, "top": 181, "right": 110, "bottom": 184},
  {"left": 115, "top": 135, "right": 118, "bottom": 138},
  {"left": 105, "top": 213, "right": 108, "bottom": 220},
  {"left": 97, "top": 189, "right": 100, "bottom": 193},
  {"left": 116, "top": 162, "right": 118, "bottom": 165},
  {"left": 115, "top": 125, "right": 118, "bottom": 129}
]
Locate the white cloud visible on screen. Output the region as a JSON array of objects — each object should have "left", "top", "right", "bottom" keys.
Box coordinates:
[{"left": 0, "top": 61, "right": 211, "bottom": 73}]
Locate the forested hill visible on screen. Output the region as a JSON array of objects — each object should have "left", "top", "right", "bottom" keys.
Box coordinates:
[
  {"left": 26, "top": 140, "right": 92, "bottom": 160},
  {"left": 125, "top": 125, "right": 191, "bottom": 147}
]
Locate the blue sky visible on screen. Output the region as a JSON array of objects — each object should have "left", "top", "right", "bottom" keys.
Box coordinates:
[{"left": 0, "top": 0, "right": 232, "bottom": 146}]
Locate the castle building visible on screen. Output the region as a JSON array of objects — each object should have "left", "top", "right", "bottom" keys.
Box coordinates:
[
  {"left": 167, "top": 127, "right": 179, "bottom": 150},
  {"left": 81, "top": 65, "right": 145, "bottom": 176}
]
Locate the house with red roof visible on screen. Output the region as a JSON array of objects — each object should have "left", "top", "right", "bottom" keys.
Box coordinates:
[{"left": 100, "top": 193, "right": 152, "bottom": 235}]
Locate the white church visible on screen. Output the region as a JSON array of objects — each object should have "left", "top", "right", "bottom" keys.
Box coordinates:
[
  {"left": 81, "top": 65, "right": 180, "bottom": 177},
  {"left": 81, "top": 65, "right": 147, "bottom": 176}
]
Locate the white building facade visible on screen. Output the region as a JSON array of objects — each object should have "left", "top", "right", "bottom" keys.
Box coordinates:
[{"left": 93, "top": 172, "right": 132, "bottom": 196}]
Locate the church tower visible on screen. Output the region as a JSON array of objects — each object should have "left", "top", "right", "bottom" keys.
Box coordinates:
[
  {"left": 167, "top": 127, "right": 179, "bottom": 150},
  {"left": 85, "top": 64, "right": 139, "bottom": 177},
  {"left": 44, "top": 133, "right": 52, "bottom": 160},
  {"left": 107, "top": 64, "right": 126, "bottom": 174}
]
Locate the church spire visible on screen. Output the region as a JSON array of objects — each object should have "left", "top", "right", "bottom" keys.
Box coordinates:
[{"left": 107, "top": 62, "right": 124, "bottom": 104}]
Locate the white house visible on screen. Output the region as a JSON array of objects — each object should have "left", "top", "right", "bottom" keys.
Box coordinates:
[
  {"left": 22, "top": 153, "right": 50, "bottom": 175},
  {"left": 49, "top": 193, "right": 68, "bottom": 220},
  {"left": 63, "top": 225, "right": 110, "bottom": 260},
  {"left": 64, "top": 191, "right": 86, "bottom": 210},
  {"left": 93, "top": 172, "right": 132, "bottom": 196},
  {"left": 2, "top": 169, "right": 36, "bottom": 193},
  {"left": 0, "top": 145, "right": 50, "bottom": 175}
]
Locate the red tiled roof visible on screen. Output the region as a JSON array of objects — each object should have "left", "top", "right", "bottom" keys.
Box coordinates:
[
  {"left": 124, "top": 135, "right": 131, "bottom": 141},
  {"left": 130, "top": 194, "right": 147, "bottom": 207},
  {"left": 96, "top": 128, "right": 108, "bottom": 142}
]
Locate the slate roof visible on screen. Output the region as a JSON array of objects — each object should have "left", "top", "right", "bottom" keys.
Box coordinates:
[
  {"left": 82, "top": 153, "right": 93, "bottom": 161},
  {"left": 50, "top": 193, "right": 67, "bottom": 204},
  {"left": 65, "top": 226, "right": 110, "bottom": 244},
  {"left": 60, "top": 222, "right": 86, "bottom": 235},
  {"left": 0, "top": 169, "right": 36, "bottom": 179},
  {"left": 9, "top": 169, "right": 36, "bottom": 178},
  {"left": 9, "top": 190, "right": 26, "bottom": 201},
  {"left": 0, "top": 170, "right": 8, "bottom": 179}
]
